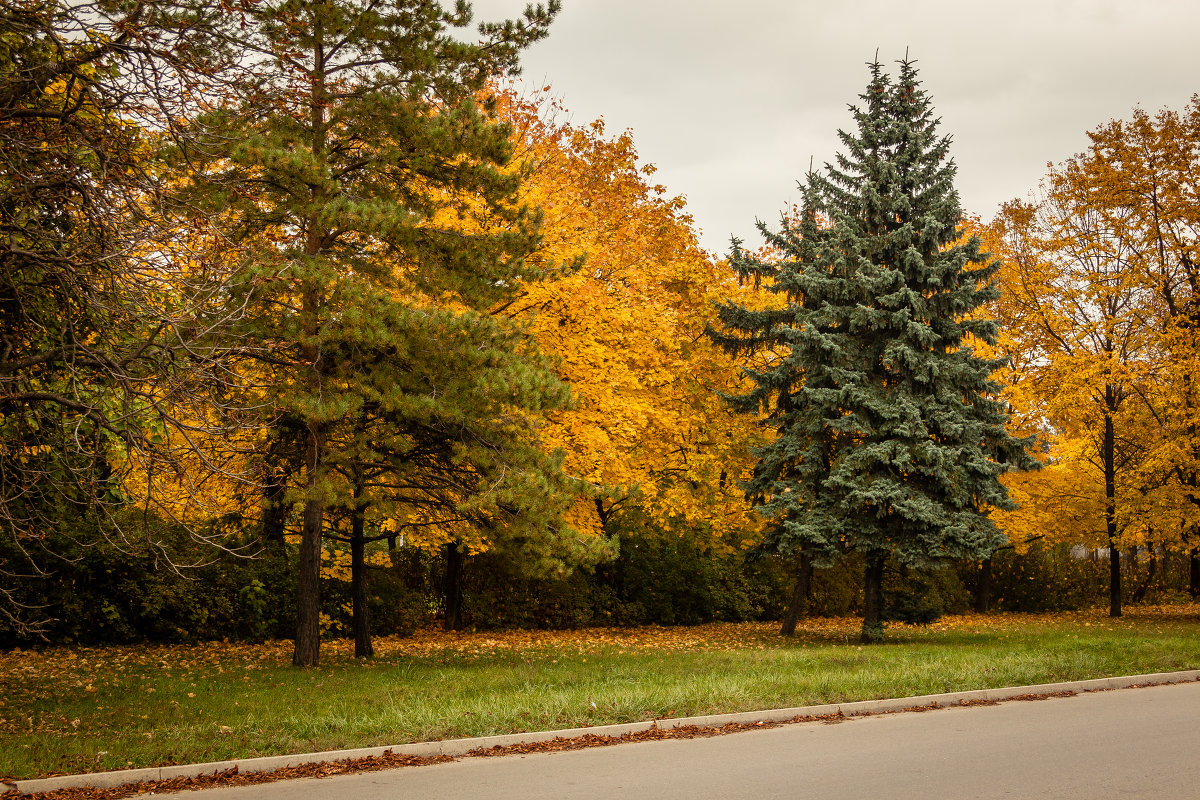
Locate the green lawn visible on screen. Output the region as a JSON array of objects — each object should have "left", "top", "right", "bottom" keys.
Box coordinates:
[{"left": 4, "top": 606, "right": 1200, "bottom": 781}]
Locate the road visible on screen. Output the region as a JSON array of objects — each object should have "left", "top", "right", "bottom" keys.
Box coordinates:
[{"left": 174, "top": 681, "right": 1200, "bottom": 799}]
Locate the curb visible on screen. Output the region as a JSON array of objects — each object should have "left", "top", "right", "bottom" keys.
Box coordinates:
[{"left": 8, "top": 669, "right": 1200, "bottom": 795}]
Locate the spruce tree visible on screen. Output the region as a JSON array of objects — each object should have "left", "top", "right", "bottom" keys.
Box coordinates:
[{"left": 711, "top": 58, "right": 1036, "bottom": 643}]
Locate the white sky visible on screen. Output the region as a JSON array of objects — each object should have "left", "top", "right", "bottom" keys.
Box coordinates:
[{"left": 471, "top": 0, "right": 1200, "bottom": 256}]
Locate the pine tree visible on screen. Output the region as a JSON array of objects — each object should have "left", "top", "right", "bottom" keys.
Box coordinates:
[
  {"left": 170, "top": 0, "right": 586, "bottom": 665},
  {"left": 711, "top": 58, "right": 1036, "bottom": 643}
]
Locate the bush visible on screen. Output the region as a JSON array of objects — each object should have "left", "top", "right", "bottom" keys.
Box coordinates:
[
  {"left": 453, "top": 509, "right": 789, "bottom": 630},
  {"left": 0, "top": 513, "right": 295, "bottom": 647},
  {"left": 957, "top": 543, "right": 1105, "bottom": 612},
  {"left": 882, "top": 563, "right": 970, "bottom": 625}
]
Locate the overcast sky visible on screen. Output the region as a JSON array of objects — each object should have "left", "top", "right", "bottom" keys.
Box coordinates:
[{"left": 471, "top": 0, "right": 1200, "bottom": 256}]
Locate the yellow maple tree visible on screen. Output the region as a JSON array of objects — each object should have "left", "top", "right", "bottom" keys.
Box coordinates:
[{"left": 491, "top": 87, "right": 763, "bottom": 544}]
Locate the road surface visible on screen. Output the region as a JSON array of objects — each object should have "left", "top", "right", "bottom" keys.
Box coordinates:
[{"left": 173, "top": 681, "right": 1200, "bottom": 799}]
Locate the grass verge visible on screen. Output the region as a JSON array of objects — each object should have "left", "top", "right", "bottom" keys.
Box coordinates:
[{"left": 3, "top": 605, "right": 1200, "bottom": 781}]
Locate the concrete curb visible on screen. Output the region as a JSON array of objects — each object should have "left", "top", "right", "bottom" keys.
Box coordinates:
[{"left": 8, "top": 670, "right": 1200, "bottom": 795}]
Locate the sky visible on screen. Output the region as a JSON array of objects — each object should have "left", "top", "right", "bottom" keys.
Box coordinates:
[{"left": 469, "top": 0, "right": 1200, "bottom": 256}]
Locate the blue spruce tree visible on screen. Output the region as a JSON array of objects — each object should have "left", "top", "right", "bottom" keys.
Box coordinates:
[{"left": 710, "top": 58, "right": 1037, "bottom": 643}]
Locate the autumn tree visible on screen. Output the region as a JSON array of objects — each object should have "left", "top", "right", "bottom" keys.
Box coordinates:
[
  {"left": 986, "top": 188, "right": 1153, "bottom": 617},
  {"left": 712, "top": 59, "right": 1035, "bottom": 643},
  {"left": 0, "top": 0, "right": 259, "bottom": 635},
  {"left": 169, "top": 0, "right": 593, "bottom": 665},
  {"left": 494, "top": 88, "right": 761, "bottom": 543},
  {"left": 363, "top": 87, "right": 761, "bottom": 630},
  {"left": 986, "top": 98, "right": 1200, "bottom": 610},
  {"left": 1076, "top": 100, "right": 1200, "bottom": 594}
]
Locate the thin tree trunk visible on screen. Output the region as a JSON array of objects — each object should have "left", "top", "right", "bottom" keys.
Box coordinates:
[
  {"left": 350, "top": 469, "right": 373, "bottom": 659},
  {"left": 261, "top": 448, "right": 292, "bottom": 550},
  {"left": 780, "top": 551, "right": 814, "bottom": 636},
  {"left": 293, "top": 29, "right": 330, "bottom": 669},
  {"left": 442, "top": 543, "right": 465, "bottom": 632},
  {"left": 1104, "top": 409, "right": 1121, "bottom": 618},
  {"left": 861, "top": 553, "right": 887, "bottom": 644},
  {"left": 292, "top": 424, "right": 325, "bottom": 667},
  {"left": 594, "top": 497, "right": 611, "bottom": 531},
  {"left": 387, "top": 534, "right": 400, "bottom": 568},
  {"left": 973, "top": 557, "right": 993, "bottom": 613},
  {"left": 1190, "top": 547, "right": 1200, "bottom": 598},
  {"left": 261, "top": 481, "right": 291, "bottom": 549},
  {"left": 1131, "top": 545, "right": 1157, "bottom": 604}
]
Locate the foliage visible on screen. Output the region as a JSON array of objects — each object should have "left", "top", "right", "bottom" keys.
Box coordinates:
[
  {"left": 881, "top": 563, "right": 970, "bottom": 625},
  {"left": 598, "top": 514, "right": 780, "bottom": 626},
  {"left": 971, "top": 545, "right": 1106, "bottom": 613},
  {"left": 0, "top": 516, "right": 295, "bottom": 648},
  {"left": 983, "top": 97, "right": 1200, "bottom": 615},
  {"left": 492, "top": 88, "right": 761, "bottom": 538},
  {"left": 0, "top": 0, "right": 260, "bottom": 635},
  {"left": 710, "top": 59, "right": 1036, "bottom": 642},
  {"left": 163, "top": 0, "right": 595, "bottom": 665},
  {"left": 454, "top": 508, "right": 786, "bottom": 630}
]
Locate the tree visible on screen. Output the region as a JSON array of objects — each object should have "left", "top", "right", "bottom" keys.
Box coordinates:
[
  {"left": 986, "top": 186, "right": 1154, "bottom": 617},
  {"left": 0, "top": 0, "right": 255, "bottom": 635},
  {"left": 711, "top": 58, "right": 1035, "bottom": 643},
  {"left": 980, "top": 100, "right": 1200, "bottom": 610},
  {"left": 1076, "top": 100, "right": 1200, "bottom": 596},
  {"left": 495, "top": 89, "right": 762, "bottom": 542},
  {"left": 170, "top": 0, "right": 584, "bottom": 665}
]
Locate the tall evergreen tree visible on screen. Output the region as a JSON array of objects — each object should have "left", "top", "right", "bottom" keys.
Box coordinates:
[
  {"left": 170, "top": 0, "right": 588, "bottom": 666},
  {"left": 711, "top": 58, "right": 1037, "bottom": 643}
]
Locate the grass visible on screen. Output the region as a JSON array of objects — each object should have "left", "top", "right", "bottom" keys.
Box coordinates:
[{"left": 4, "top": 605, "right": 1200, "bottom": 781}]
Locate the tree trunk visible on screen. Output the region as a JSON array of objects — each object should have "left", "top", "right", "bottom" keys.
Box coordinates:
[
  {"left": 387, "top": 533, "right": 400, "bottom": 569},
  {"left": 260, "top": 419, "right": 299, "bottom": 549},
  {"left": 780, "top": 551, "right": 814, "bottom": 636},
  {"left": 595, "top": 497, "right": 611, "bottom": 532},
  {"left": 861, "top": 553, "right": 887, "bottom": 644},
  {"left": 1190, "top": 548, "right": 1200, "bottom": 598},
  {"left": 292, "top": 423, "right": 325, "bottom": 667},
  {"left": 293, "top": 10, "right": 331, "bottom": 670},
  {"left": 973, "top": 556, "right": 993, "bottom": 613},
  {"left": 442, "top": 543, "right": 465, "bottom": 632},
  {"left": 1103, "top": 410, "right": 1121, "bottom": 618},
  {"left": 350, "top": 471, "right": 373, "bottom": 659}
]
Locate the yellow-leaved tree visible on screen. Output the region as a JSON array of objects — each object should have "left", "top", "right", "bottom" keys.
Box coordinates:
[
  {"left": 981, "top": 101, "right": 1200, "bottom": 613},
  {"left": 494, "top": 88, "right": 764, "bottom": 544}
]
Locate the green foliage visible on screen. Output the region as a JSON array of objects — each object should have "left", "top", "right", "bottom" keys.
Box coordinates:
[
  {"left": 0, "top": 517, "right": 296, "bottom": 648},
  {"left": 599, "top": 512, "right": 783, "bottom": 626},
  {"left": 882, "top": 564, "right": 970, "bottom": 625},
  {"left": 958, "top": 544, "right": 1109, "bottom": 613},
  {"left": 710, "top": 58, "right": 1037, "bottom": 640},
  {"left": 160, "top": 0, "right": 586, "bottom": 664},
  {"left": 322, "top": 564, "right": 431, "bottom": 639},
  {"left": 462, "top": 552, "right": 609, "bottom": 630},
  {"left": 454, "top": 510, "right": 787, "bottom": 630},
  {"left": 713, "top": 58, "right": 1034, "bottom": 565}
]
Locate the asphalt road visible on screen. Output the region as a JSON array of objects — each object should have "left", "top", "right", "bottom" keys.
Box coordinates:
[{"left": 173, "top": 681, "right": 1200, "bottom": 799}]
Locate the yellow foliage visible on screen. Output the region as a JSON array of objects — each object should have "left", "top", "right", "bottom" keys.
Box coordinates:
[
  {"left": 981, "top": 100, "right": 1200, "bottom": 554},
  {"left": 488, "top": 87, "right": 763, "bottom": 538}
]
